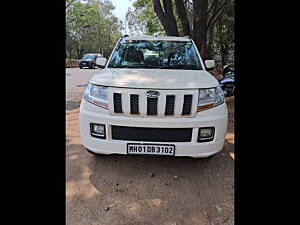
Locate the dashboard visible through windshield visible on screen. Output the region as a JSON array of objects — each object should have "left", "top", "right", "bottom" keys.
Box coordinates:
[{"left": 107, "top": 40, "right": 202, "bottom": 70}]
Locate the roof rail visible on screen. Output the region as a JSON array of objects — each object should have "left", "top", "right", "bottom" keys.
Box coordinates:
[{"left": 184, "top": 35, "right": 191, "bottom": 39}]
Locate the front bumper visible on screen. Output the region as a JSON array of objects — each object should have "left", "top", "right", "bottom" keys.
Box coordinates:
[{"left": 79, "top": 100, "right": 228, "bottom": 158}]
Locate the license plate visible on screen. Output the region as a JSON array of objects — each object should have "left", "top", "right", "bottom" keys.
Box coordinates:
[{"left": 127, "top": 143, "right": 175, "bottom": 156}]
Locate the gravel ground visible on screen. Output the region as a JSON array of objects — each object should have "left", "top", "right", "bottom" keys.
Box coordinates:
[{"left": 66, "top": 68, "right": 234, "bottom": 225}]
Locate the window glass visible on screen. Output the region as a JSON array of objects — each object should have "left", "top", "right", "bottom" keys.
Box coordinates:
[{"left": 108, "top": 40, "right": 202, "bottom": 70}]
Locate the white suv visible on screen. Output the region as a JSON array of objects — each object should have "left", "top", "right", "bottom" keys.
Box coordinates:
[{"left": 79, "top": 35, "right": 228, "bottom": 158}]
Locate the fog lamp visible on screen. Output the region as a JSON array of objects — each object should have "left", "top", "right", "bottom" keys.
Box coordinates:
[
  {"left": 90, "top": 123, "right": 106, "bottom": 139},
  {"left": 198, "top": 127, "right": 215, "bottom": 142}
]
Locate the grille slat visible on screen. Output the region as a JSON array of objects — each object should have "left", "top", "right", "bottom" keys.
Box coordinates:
[
  {"left": 147, "top": 97, "right": 158, "bottom": 115},
  {"left": 165, "top": 95, "right": 175, "bottom": 115},
  {"left": 130, "top": 94, "right": 139, "bottom": 114},
  {"left": 111, "top": 126, "right": 192, "bottom": 142},
  {"left": 113, "top": 93, "right": 123, "bottom": 113},
  {"left": 182, "top": 95, "right": 193, "bottom": 115}
]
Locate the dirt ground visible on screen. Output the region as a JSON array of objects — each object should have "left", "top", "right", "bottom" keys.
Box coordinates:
[{"left": 66, "top": 97, "right": 234, "bottom": 225}]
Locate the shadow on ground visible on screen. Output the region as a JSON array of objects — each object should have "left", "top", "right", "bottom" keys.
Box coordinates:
[
  {"left": 66, "top": 99, "right": 81, "bottom": 110},
  {"left": 66, "top": 97, "right": 234, "bottom": 225},
  {"left": 66, "top": 140, "right": 234, "bottom": 225}
]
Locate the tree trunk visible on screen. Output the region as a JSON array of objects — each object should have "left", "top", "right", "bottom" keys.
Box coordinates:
[
  {"left": 221, "top": 53, "right": 225, "bottom": 68},
  {"left": 221, "top": 45, "right": 229, "bottom": 68},
  {"left": 175, "top": 0, "right": 190, "bottom": 36},
  {"left": 192, "top": 0, "right": 208, "bottom": 59},
  {"left": 69, "top": 49, "right": 72, "bottom": 60},
  {"left": 206, "top": 25, "right": 214, "bottom": 59},
  {"left": 152, "top": 0, "right": 179, "bottom": 36},
  {"left": 76, "top": 42, "right": 80, "bottom": 59}
]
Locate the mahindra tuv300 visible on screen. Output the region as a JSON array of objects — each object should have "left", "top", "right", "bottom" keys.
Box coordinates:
[{"left": 79, "top": 35, "right": 228, "bottom": 158}]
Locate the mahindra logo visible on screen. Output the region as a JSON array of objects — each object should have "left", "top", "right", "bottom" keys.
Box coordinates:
[{"left": 145, "top": 90, "right": 160, "bottom": 98}]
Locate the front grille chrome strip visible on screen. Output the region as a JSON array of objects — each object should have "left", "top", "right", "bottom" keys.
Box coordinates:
[
  {"left": 109, "top": 87, "right": 198, "bottom": 117},
  {"left": 157, "top": 93, "right": 166, "bottom": 117},
  {"left": 122, "top": 92, "right": 131, "bottom": 115},
  {"left": 174, "top": 95, "right": 184, "bottom": 117}
]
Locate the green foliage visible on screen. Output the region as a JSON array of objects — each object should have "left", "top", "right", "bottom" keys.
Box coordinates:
[
  {"left": 126, "top": 0, "right": 165, "bottom": 35},
  {"left": 213, "top": 4, "right": 234, "bottom": 65},
  {"left": 66, "top": 0, "right": 123, "bottom": 59}
]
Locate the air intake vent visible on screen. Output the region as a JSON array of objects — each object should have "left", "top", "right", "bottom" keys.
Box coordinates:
[
  {"left": 113, "top": 93, "right": 122, "bottom": 113},
  {"left": 165, "top": 95, "right": 175, "bottom": 115},
  {"left": 111, "top": 126, "right": 192, "bottom": 142},
  {"left": 130, "top": 94, "right": 139, "bottom": 114},
  {"left": 182, "top": 95, "right": 193, "bottom": 115},
  {"left": 147, "top": 97, "right": 158, "bottom": 115}
]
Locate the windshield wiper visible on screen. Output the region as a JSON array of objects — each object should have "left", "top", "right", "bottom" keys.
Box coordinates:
[
  {"left": 158, "top": 65, "right": 198, "bottom": 70},
  {"left": 109, "top": 64, "right": 199, "bottom": 70},
  {"left": 110, "top": 65, "right": 137, "bottom": 68},
  {"left": 110, "top": 64, "right": 157, "bottom": 69}
]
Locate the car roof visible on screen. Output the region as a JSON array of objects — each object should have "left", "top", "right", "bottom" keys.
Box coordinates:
[{"left": 123, "top": 35, "right": 191, "bottom": 42}]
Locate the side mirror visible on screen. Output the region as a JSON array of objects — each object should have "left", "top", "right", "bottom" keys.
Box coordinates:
[
  {"left": 204, "top": 60, "right": 215, "bottom": 70},
  {"left": 96, "top": 57, "right": 107, "bottom": 67}
]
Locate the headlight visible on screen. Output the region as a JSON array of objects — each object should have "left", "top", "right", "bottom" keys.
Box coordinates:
[
  {"left": 197, "top": 85, "right": 224, "bottom": 111},
  {"left": 84, "top": 83, "right": 108, "bottom": 109}
]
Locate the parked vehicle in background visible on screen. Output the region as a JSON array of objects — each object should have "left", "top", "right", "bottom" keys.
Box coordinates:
[
  {"left": 80, "top": 35, "right": 228, "bottom": 158},
  {"left": 219, "top": 65, "right": 235, "bottom": 97},
  {"left": 79, "top": 53, "right": 103, "bottom": 69}
]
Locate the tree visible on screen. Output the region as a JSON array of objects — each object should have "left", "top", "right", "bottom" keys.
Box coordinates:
[
  {"left": 174, "top": 0, "right": 190, "bottom": 36},
  {"left": 213, "top": 4, "right": 234, "bottom": 67},
  {"left": 118, "top": 0, "right": 234, "bottom": 63},
  {"left": 151, "top": 0, "right": 179, "bottom": 36},
  {"left": 66, "top": 0, "right": 123, "bottom": 59},
  {"left": 151, "top": 0, "right": 234, "bottom": 59},
  {"left": 126, "top": 6, "right": 147, "bottom": 35},
  {"left": 126, "top": 0, "right": 165, "bottom": 35}
]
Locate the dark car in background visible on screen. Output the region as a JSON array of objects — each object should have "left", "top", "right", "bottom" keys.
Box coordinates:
[{"left": 79, "top": 53, "right": 102, "bottom": 69}]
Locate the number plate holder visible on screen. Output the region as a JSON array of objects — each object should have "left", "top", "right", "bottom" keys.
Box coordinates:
[{"left": 127, "top": 143, "right": 175, "bottom": 156}]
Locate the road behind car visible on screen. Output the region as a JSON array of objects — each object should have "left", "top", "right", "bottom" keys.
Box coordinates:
[{"left": 66, "top": 68, "right": 100, "bottom": 110}]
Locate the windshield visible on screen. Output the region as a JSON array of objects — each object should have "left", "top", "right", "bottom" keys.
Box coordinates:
[
  {"left": 107, "top": 40, "right": 202, "bottom": 70},
  {"left": 83, "top": 54, "right": 96, "bottom": 59}
]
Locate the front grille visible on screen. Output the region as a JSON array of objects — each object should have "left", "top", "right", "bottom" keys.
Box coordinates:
[
  {"left": 113, "top": 93, "right": 122, "bottom": 113},
  {"left": 147, "top": 97, "right": 158, "bottom": 115},
  {"left": 112, "top": 90, "right": 196, "bottom": 117},
  {"left": 182, "top": 95, "right": 193, "bottom": 115},
  {"left": 165, "top": 95, "right": 175, "bottom": 115},
  {"left": 111, "top": 126, "right": 192, "bottom": 142},
  {"left": 130, "top": 94, "right": 139, "bottom": 114}
]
